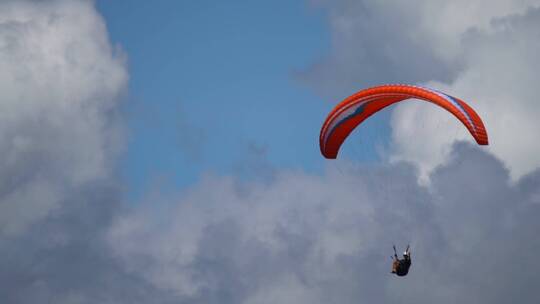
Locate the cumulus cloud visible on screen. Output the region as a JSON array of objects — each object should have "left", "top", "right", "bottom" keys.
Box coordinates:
[
  {"left": 302, "top": 0, "right": 540, "bottom": 181},
  {"left": 0, "top": 182, "right": 181, "bottom": 304},
  {"left": 303, "top": 0, "right": 539, "bottom": 93},
  {"left": 108, "top": 143, "right": 540, "bottom": 303},
  {"left": 0, "top": 1, "right": 169, "bottom": 303},
  {"left": 0, "top": 0, "right": 127, "bottom": 237},
  {"left": 392, "top": 6, "right": 540, "bottom": 181}
]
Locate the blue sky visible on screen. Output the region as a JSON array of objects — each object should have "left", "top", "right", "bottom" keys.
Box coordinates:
[{"left": 97, "top": 0, "right": 390, "bottom": 198}]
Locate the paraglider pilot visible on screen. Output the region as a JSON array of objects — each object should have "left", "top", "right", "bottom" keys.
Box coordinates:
[{"left": 391, "top": 245, "right": 411, "bottom": 277}]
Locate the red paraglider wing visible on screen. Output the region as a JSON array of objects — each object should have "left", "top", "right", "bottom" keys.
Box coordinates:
[{"left": 320, "top": 84, "right": 488, "bottom": 159}]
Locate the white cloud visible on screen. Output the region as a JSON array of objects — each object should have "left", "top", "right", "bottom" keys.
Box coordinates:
[
  {"left": 107, "top": 144, "right": 540, "bottom": 303},
  {"left": 391, "top": 5, "right": 540, "bottom": 181},
  {"left": 0, "top": 0, "right": 127, "bottom": 236}
]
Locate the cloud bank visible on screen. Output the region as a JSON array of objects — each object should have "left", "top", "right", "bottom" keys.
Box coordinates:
[{"left": 109, "top": 143, "right": 540, "bottom": 304}]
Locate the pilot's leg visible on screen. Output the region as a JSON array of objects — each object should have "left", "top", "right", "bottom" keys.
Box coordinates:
[{"left": 391, "top": 260, "right": 398, "bottom": 273}]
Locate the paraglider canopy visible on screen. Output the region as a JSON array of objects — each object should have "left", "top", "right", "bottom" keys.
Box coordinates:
[{"left": 320, "top": 84, "right": 488, "bottom": 159}]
